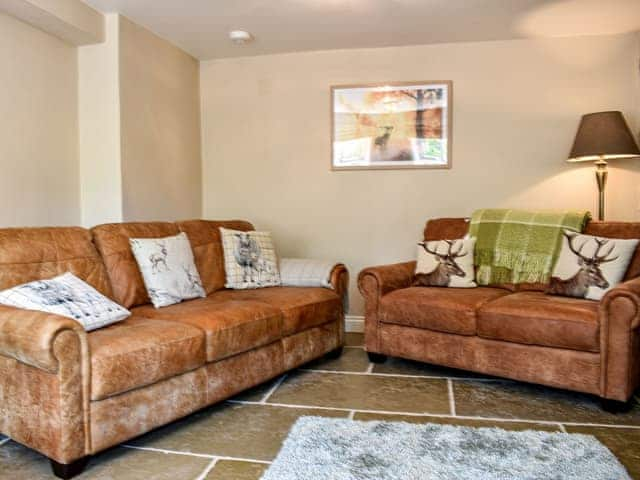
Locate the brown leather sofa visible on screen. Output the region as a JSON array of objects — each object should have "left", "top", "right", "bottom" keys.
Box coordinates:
[
  {"left": 0, "top": 220, "right": 347, "bottom": 479},
  {"left": 359, "top": 218, "right": 640, "bottom": 410}
]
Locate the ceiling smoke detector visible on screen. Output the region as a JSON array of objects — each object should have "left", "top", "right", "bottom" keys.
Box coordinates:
[{"left": 229, "top": 30, "right": 253, "bottom": 45}]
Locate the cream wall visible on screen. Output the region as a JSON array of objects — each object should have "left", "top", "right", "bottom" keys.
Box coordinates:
[
  {"left": 0, "top": 11, "right": 79, "bottom": 226},
  {"left": 119, "top": 15, "right": 202, "bottom": 222},
  {"left": 633, "top": 32, "right": 640, "bottom": 137},
  {"left": 201, "top": 33, "right": 640, "bottom": 315},
  {"left": 78, "top": 13, "right": 122, "bottom": 227},
  {"left": 2, "top": 9, "right": 202, "bottom": 228}
]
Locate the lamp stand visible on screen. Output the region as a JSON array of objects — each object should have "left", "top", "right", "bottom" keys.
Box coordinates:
[{"left": 595, "top": 157, "right": 608, "bottom": 221}]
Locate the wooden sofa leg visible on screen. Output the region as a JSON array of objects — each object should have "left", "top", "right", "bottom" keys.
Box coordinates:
[
  {"left": 326, "top": 346, "right": 343, "bottom": 359},
  {"left": 50, "top": 457, "right": 89, "bottom": 479},
  {"left": 600, "top": 398, "right": 633, "bottom": 414},
  {"left": 367, "top": 352, "right": 387, "bottom": 363}
]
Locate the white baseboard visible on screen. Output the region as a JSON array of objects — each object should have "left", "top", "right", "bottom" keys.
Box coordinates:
[{"left": 345, "top": 315, "right": 364, "bottom": 333}]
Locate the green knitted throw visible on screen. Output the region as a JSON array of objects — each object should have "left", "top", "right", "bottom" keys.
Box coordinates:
[{"left": 469, "top": 209, "right": 591, "bottom": 285}]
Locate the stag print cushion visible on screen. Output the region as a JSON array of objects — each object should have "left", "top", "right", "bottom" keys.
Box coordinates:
[
  {"left": 220, "top": 227, "right": 281, "bottom": 289},
  {"left": 130, "top": 233, "right": 206, "bottom": 308},
  {"left": 413, "top": 237, "right": 477, "bottom": 288},
  {"left": 548, "top": 231, "right": 638, "bottom": 301},
  {"left": 0, "top": 272, "right": 130, "bottom": 331}
]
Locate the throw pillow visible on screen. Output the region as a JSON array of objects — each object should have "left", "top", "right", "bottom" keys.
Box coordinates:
[
  {"left": 413, "top": 237, "right": 477, "bottom": 288},
  {"left": 220, "top": 227, "right": 281, "bottom": 289},
  {"left": 130, "top": 232, "right": 206, "bottom": 308},
  {"left": 0, "top": 272, "right": 130, "bottom": 331},
  {"left": 547, "top": 230, "right": 638, "bottom": 301}
]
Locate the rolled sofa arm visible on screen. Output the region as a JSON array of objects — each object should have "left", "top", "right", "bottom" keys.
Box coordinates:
[
  {"left": 599, "top": 276, "right": 640, "bottom": 401},
  {"left": 0, "top": 304, "right": 86, "bottom": 373},
  {"left": 358, "top": 261, "right": 416, "bottom": 298},
  {"left": 358, "top": 261, "right": 416, "bottom": 352},
  {"left": 330, "top": 263, "right": 349, "bottom": 304},
  {"left": 601, "top": 276, "right": 640, "bottom": 329},
  {"left": 0, "top": 305, "right": 91, "bottom": 463}
]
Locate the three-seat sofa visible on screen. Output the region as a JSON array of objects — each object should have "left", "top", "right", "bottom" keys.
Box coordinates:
[
  {"left": 359, "top": 217, "right": 640, "bottom": 410},
  {"left": 0, "top": 219, "right": 347, "bottom": 478}
]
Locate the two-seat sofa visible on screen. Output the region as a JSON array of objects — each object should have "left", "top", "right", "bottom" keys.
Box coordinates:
[
  {"left": 359, "top": 217, "right": 640, "bottom": 410},
  {"left": 0, "top": 220, "right": 348, "bottom": 478}
]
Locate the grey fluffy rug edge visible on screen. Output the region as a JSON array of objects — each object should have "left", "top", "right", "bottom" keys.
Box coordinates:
[{"left": 261, "top": 416, "right": 630, "bottom": 480}]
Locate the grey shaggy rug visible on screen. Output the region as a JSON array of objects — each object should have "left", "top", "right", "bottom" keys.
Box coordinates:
[{"left": 261, "top": 416, "right": 630, "bottom": 480}]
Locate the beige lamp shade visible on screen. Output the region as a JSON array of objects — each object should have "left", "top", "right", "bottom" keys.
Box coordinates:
[{"left": 568, "top": 111, "right": 640, "bottom": 162}]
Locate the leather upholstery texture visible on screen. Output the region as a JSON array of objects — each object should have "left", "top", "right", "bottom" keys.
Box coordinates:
[
  {"left": 378, "top": 322, "right": 602, "bottom": 395},
  {"left": 88, "top": 315, "right": 206, "bottom": 401},
  {"left": 0, "top": 227, "right": 113, "bottom": 297},
  {"left": 360, "top": 217, "right": 640, "bottom": 402},
  {"left": 91, "top": 222, "right": 180, "bottom": 308},
  {"left": 176, "top": 219, "right": 254, "bottom": 294},
  {"left": 380, "top": 286, "right": 508, "bottom": 335},
  {"left": 133, "top": 296, "right": 283, "bottom": 362},
  {"left": 584, "top": 221, "right": 640, "bottom": 280},
  {"left": 0, "top": 220, "right": 347, "bottom": 466},
  {"left": 211, "top": 286, "right": 343, "bottom": 336},
  {"left": 0, "top": 329, "right": 89, "bottom": 464},
  {"left": 477, "top": 291, "right": 601, "bottom": 352}
]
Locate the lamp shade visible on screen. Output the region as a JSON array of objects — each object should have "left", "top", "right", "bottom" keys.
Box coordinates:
[{"left": 568, "top": 111, "right": 640, "bottom": 162}]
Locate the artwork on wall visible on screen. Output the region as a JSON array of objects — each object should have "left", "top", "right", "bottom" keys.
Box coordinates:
[{"left": 331, "top": 81, "right": 452, "bottom": 170}]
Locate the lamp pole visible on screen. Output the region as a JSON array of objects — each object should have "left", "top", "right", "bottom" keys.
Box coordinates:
[{"left": 595, "top": 156, "right": 607, "bottom": 221}]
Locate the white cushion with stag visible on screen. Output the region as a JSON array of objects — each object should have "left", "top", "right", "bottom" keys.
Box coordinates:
[
  {"left": 130, "top": 232, "right": 206, "bottom": 308},
  {"left": 413, "top": 237, "right": 477, "bottom": 288},
  {"left": 0, "top": 272, "right": 130, "bottom": 331},
  {"left": 548, "top": 231, "right": 638, "bottom": 301},
  {"left": 220, "top": 227, "right": 281, "bottom": 289}
]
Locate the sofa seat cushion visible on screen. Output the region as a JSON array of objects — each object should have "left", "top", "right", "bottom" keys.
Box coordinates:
[
  {"left": 89, "top": 316, "right": 206, "bottom": 401},
  {"left": 210, "top": 287, "right": 342, "bottom": 336},
  {"left": 477, "top": 292, "right": 600, "bottom": 352},
  {"left": 133, "top": 297, "right": 283, "bottom": 362},
  {"left": 380, "top": 287, "right": 509, "bottom": 335}
]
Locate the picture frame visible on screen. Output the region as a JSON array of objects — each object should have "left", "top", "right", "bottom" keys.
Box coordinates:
[{"left": 331, "top": 81, "right": 453, "bottom": 171}]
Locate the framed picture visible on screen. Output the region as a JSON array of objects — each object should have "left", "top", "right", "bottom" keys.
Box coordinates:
[{"left": 331, "top": 81, "right": 452, "bottom": 170}]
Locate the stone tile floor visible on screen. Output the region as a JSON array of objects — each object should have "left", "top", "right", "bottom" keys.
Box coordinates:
[{"left": 1, "top": 332, "right": 639, "bottom": 479}]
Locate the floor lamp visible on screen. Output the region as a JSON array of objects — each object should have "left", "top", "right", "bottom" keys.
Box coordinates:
[{"left": 567, "top": 111, "right": 640, "bottom": 221}]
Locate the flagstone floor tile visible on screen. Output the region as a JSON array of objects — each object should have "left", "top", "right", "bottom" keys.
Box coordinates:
[
  {"left": 128, "top": 402, "right": 346, "bottom": 461},
  {"left": 0, "top": 441, "right": 210, "bottom": 480},
  {"left": 454, "top": 380, "right": 640, "bottom": 425},
  {"left": 205, "top": 460, "right": 268, "bottom": 480},
  {"left": 303, "top": 347, "right": 371, "bottom": 372},
  {"left": 268, "top": 370, "right": 451, "bottom": 414}
]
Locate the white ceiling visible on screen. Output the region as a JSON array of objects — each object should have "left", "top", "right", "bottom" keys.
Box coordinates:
[{"left": 83, "top": 0, "right": 640, "bottom": 60}]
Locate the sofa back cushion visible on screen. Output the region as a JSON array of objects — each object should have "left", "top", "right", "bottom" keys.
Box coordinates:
[
  {"left": 0, "top": 227, "right": 113, "bottom": 297},
  {"left": 176, "top": 219, "right": 254, "bottom": 294},
  {"left": 423, "top": 218, "right": 470, "bottom": 241},
  {"left": 584, "top": 221, "right": 640, "bottom": 280},
  {"left": 91, "top": 222, "right": 180, "bottom": 308},
  {"left": 423, "top": 217, "right": 640, "bottom": 285}
]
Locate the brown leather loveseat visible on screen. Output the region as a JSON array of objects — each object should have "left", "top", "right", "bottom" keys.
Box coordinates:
[
  {"left": 359, "top": 218, "right": 640, "bottom": 410},
  {"left": 0, "top": 220, "right": 347, "bottom": 478}
]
